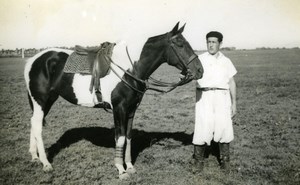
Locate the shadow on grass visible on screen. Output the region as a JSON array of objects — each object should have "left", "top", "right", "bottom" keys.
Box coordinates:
[{"left": 47, "top": 127, "right": 219, "bottom": 163}]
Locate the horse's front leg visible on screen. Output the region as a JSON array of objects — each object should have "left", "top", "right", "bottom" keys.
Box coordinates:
[
  {"left": 113, "top": 107, "right": 130, "bottom": 179},
  {"left": 125, "top": 111, "right": 136, "bottom": 174},
  {"left": 115, "top": 136, "right": 128, "bottom": 179}
]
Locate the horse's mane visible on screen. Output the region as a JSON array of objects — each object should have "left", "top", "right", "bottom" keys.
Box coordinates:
[
  {"left": 138, "top": 33, "right": 168, "bottom": 60},
  {"left": 146, "top": 33, "right": 167, "bottom": 43}
]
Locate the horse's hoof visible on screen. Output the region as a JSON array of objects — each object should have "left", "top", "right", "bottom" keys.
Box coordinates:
[
  {"left": 31, "top": 158, "right": 39, "bottom": 163},
  {"left": 119, "top": 172, "right": 130, "bottom": 180},
  {"left": 43, "top": 164, "right": 53, "bottom": 172},
  {"left": 126, "top": 167, "right": 136, "bottom": 174}
]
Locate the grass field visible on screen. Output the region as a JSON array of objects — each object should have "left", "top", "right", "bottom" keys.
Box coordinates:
[{"left": 0, "top": 49, "right": 299, "bottom": 185}]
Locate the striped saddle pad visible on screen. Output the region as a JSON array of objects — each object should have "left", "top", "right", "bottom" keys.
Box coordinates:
[{"left": 64, "top": 52, "right": 91, "bottom": 74}]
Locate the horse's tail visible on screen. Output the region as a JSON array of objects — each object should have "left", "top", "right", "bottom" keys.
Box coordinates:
[
  {"left": 24, "top": 52, "right": 45, "bottom": 113},
  {"left": 24, "top": 53, "right": 37, "bottom": 101},
  {"left": 27, "top": 92, "right": 33, "bottom": 111}
]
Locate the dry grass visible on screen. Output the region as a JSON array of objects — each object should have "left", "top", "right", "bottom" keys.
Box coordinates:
[{"left": 0, "top": 49, "right": 299, "bottom": 184}]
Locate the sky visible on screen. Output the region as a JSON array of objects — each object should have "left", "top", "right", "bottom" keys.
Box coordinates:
[{"left": 1, "top": 0, "right": 300, "bottom": 54}]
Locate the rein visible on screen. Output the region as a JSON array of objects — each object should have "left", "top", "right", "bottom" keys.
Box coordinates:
[
  {"left": 125, "top": 45, "right": 196, "bottom": 94},
  {"left": 105, "top": 56, "right": 147, "bottom": 94}
]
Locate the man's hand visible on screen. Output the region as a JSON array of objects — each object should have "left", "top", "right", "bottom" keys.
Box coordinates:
[{"left": 231, "top": 103, "right": 236, "bottom": 118}]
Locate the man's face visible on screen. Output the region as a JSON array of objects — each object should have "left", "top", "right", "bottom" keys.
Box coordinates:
[{"left": 206, "top": 37, "right": 221, "bottom": 55}]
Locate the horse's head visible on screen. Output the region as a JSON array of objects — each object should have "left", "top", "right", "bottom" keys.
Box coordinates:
[
  {"left": 138, "top": 23, "right": 203, "bottom": 82},
  {"left": 164, "top": 22, "right": 203, "bottom": 80}
]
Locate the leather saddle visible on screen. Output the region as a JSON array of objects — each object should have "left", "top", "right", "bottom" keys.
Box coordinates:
[
  {"left": 65, "top": 42, "right": 116, "bottom": 103},
  {"left": 75, "top": 45, "right": 103, "bottom": 55}
]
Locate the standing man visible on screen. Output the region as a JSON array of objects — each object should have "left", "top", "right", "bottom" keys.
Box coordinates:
[{"left": 193, "top": 31, "right": 237, "bottom": 173}]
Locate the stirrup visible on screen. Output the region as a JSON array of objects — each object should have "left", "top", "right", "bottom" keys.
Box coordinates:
[{"left": 94, "top": 102, "right": 111, "bottom": 109}]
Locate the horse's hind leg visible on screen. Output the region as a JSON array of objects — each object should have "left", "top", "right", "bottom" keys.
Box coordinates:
[
  {"left": 29, "top": 94, "right": 58, "bottom": 171},
  {"left": 27, "top": 93, "right": 39, "bottom": 162}
]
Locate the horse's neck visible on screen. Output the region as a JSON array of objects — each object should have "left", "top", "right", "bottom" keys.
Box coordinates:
[
  {"left": 111, "top": 41, "right": 162, "bottom": 80},
  {"left": 132, "top": 40, "right": 165, "bottom": 80},
  {"left": 133, "top": 55, "right": 163, "bottom": 80}
]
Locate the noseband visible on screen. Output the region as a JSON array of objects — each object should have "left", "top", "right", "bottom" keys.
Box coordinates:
[{"left": 168, "top": 34, "right": 199, "bottom": 76}]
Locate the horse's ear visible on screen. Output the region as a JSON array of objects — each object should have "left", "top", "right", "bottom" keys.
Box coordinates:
[
  {"left": 171, "top": 22, "right": 180, "bottom": 35},
  {"left": 178, "top": 23, "right": 186, "bottom": 34}
]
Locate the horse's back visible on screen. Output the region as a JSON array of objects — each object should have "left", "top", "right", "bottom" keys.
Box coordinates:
[{"left": 24, "top": 43, "right": 133, "bottom": 108}]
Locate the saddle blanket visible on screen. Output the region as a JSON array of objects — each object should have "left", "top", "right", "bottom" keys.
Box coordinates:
[{"left": 64, "top": 52, "right": 91, "bottom": 74}]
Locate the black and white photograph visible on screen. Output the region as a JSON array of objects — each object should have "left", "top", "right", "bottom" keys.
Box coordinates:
[{"left": 0, "top": 0, "right": 299, "bottom": 184}]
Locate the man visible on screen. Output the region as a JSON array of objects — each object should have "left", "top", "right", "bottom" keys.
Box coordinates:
[{"left": 193, "top": 31, "right": 237, "bottom": 173}]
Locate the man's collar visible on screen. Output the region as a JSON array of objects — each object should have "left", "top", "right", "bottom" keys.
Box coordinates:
[{"left": 206, "top": 51, "right": 223, "bottom": 59}]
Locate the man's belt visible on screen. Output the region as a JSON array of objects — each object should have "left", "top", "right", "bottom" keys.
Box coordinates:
[{"left": 197, "top": 87, "right": 228, "bottom": 91}]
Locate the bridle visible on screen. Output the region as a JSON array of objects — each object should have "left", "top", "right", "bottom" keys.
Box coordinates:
[
  {"left": 169, "top": 34, "right": 199, "bottom": 74},
  {"left": 146, "top": 34, "right": 199, "bottom": 93},
  {"left": 107, "top": 33, "right": 199, "bottom": 94}
]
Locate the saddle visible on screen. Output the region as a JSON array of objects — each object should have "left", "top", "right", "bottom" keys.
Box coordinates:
[
  {"left": 64, "top": 42, "right": 116, "bottom": 102},
  {"left": 74, "top": 45, "right": 103, "bottom": 55}
]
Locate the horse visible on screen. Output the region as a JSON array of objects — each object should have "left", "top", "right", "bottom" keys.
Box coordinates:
[{"left": 24, "top": 22, "right": 203, "bottom": 179}]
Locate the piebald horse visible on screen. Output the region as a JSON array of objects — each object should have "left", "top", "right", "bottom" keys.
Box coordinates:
[{"left": 24, "top": 23, "right": 203, "bottom": 179}]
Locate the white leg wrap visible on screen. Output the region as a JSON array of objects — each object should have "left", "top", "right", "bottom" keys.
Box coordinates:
[
  {"left": 116, "top": 136, "right": 126, "bottom": 147},
  {"left": 114, "top": 136, "right": 126, "bottom": 176}
]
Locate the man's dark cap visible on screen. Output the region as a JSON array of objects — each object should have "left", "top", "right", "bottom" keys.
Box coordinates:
[{"left": 206, "top": 31, "right": 223, "bottom": 42}]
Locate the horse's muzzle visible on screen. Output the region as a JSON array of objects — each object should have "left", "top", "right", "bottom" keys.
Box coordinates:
[
  {"left": 182, "top": 68, "right": 202, "bottom": 80},
  {"left": 179, "top": 70, "right": 193, "bottom": 81}
]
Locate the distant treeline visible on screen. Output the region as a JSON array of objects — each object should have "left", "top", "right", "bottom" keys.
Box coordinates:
[
  {"left": 0, "top": 47, "right": 74, "bottom": 58},
  {"left": 255, "top": 47, "right": 299, "bottom": 50},
  {"left": 0, "top": 46, "right": 299, "bottom": 58}
]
